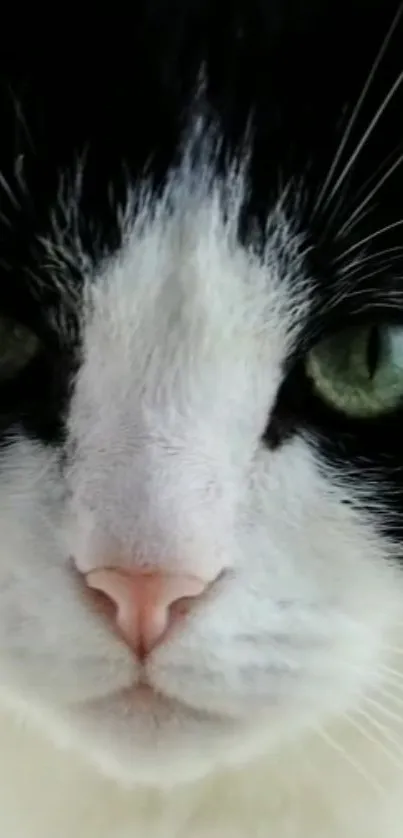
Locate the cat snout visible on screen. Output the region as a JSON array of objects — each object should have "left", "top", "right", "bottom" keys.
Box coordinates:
[{"left": 82, "top": 567, "right": 211, "bottom": 658}]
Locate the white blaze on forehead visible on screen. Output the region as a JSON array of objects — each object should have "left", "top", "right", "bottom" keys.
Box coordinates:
[{"left": 67, "top": 163, "right": 310, "bottom": 573}]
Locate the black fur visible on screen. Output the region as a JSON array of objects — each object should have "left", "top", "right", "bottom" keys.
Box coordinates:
[{"left": 0, "top": 0, "right": 402, "bottom": 534}]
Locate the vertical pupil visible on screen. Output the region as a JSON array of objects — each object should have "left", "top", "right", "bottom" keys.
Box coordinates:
[{"left": 366, "top": 326, "right": 380, "bottom": 380}]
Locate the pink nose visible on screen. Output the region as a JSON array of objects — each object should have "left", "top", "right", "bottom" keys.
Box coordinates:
[{"left": 85, "top": 568, "right": 207, "bottom": 658}]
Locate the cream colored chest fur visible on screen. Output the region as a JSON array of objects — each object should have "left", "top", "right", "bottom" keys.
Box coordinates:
[{"left": 0, "top": 709, "right": 401, "bottom": 838}]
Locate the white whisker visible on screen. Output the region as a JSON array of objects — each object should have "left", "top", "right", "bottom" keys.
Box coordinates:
[
  {"left": 339, "top": 245, "right": 403, "bottom": 276},
  {"left": 335, "top": 218, "right": 403, "bottom": 261},
  {"left": 314, "top": 3, "right": 403, "bottom": 215},
  {"left": 337, "top": 151, "right": 403, "bottom": 239},
  {"left": 361, "top": 693, "right": 403, "bottom": 727},
  {"left": 356, "top": 705, "right": 403, "bottom": 755},
  {"left": 324, "top": 69, "right": 403, "bottom": 218},
  {"left": 351, "top": 142, "right": 402, "bottom": 204},
  {"left": 373, "top": 684, "right": 403, "bottom": 711},
  {"left": 345, "top": 711, "right": 403, "bottom": 771},
  {"left": 316, "top": 726, "right": 385, "bottom": 794},
  {"left": 322, "top": 275, "right": 403, "bottom": 315},
  {"left": 0, "top": 170, "right": 20, "bottom": 210},
  {"left": 378, "top": 663, "right": 403, "bottom": 685},
  {"left": 338, "top": 266, "right": 396, "bottom": 288}
]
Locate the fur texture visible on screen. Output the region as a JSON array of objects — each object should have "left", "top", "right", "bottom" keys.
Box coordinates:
[{"left": 0, "top": 2, "right": 403, "bottom": 835}]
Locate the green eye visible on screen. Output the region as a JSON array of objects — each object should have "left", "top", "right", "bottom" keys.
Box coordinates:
[
  {"left": 0, "top": 317, "right": 40, "bottom": 382},
  {"left": 305, "top": 324, "right": 403, "bottom": 418}
]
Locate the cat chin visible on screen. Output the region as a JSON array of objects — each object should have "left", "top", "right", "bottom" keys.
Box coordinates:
[
  {"left": 22, "top": 675, "right": 330, "bottom": 790},
  {"left": 12, "top": 681, "right": 277, "bottom": 788}
]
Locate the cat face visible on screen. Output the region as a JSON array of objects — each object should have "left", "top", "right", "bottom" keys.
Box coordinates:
[{"left": 0, "top": 0, "right": 403, "bottom": 787}]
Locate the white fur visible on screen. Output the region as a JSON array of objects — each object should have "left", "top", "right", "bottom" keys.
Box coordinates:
[{"left": 1, "top": 161, "right": 403, "bottom": 835}]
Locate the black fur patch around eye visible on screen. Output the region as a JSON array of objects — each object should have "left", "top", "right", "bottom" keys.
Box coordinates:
[{"left": 0, "top": 0, "right": 402, "bottom": 538}]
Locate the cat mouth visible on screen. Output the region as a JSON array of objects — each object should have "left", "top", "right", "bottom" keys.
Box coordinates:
[
  {"left": 123, "top": 680, "right": 197, "bottom": 713},
  {"left": 129, "top": 682, "right": 162, "bottom": 702},
  {"left": 103, "top": 678, "right": 229, "bottom": 723}
]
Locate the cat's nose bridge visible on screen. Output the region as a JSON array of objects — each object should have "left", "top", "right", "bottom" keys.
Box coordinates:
[
  {"left": 69, "top": 437, "right": 237, "bottom": 581},
  {"left": 71, "top": 411, "right": 237, "bottom": 512}
]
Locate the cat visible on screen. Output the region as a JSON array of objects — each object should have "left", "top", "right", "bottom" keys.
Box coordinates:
[{"left": 0, "top": 1, "right": 403, "bottom": 835}]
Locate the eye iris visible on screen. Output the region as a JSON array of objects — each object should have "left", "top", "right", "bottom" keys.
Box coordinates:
[
  {"left": 305, "top": 323, "right": 403, "bottom": 418},
  {"left": 0, "top": 319, "right": 40, "bottom": 382}
]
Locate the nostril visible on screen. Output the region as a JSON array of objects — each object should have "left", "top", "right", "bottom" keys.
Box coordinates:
[
  {"left": 169, "top": 595, "right": 198, "bottom": 622},
  {"left": 89, "top": 585, "right": 118, "bottom": 622},
  {"left": 75, "top": 567, "right": 121, "bottom": 632},
  {"left": 82, "top": 567, "right": 209, "bottom": 657},
  {"left": 72, "top": 557, "right": 229, "bottom": 657}
]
